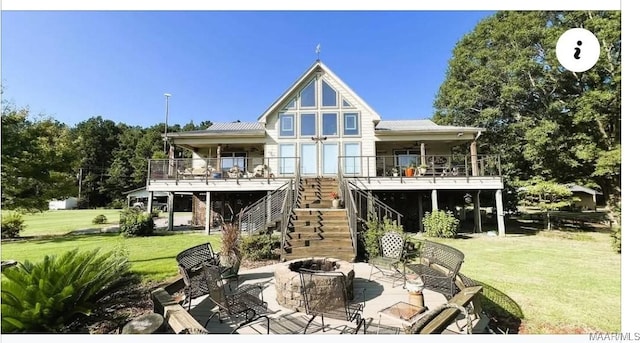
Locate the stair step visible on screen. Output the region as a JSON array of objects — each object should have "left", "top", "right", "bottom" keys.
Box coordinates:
[
  {"left": 286, "top": 232, "right": 352, "bottom": 240},
  {"left": 285, "top": 239, "right": 353, "bottom": 248}
]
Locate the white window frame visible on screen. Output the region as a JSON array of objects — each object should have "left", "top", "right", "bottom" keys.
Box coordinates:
[
  {"left": 279, "top": 113, "right": 295, "bottom": 137},
  {"left": 321, "top": 80, "right": 338, "bottom": 108},
  {"left": 300, "top": 79, "right": 317, "bottom": 108},
  {"left": 300, "top": 113, "right": 317, "bottom": 137},
  {"left": 343, "top": 112, "right": 360, "bottom": 136},
  {"left": 321, "top": 112, "right": 339, "bottom": 137}
]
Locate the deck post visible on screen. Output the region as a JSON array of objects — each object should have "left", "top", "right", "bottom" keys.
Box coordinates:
[
  {"left": 167, "top": 192, "right": 174, "bottom": 231},
  {"left": 470, "top": 140, "right": 478, "bottom": 176},
  {"left": 205, "top": 191, "right": 211, "bottom": 235},
  {"left": 473, "top": 191, "right": 482, "bottom": 233},
  {"left": 147, "top": 191, "right": 154, "bottom": 214},
  {"left": 431, "top": 189, "right": 438, "bottom": 211},
  {"left": 495, "top": 189, "right": 506, "bottom": 237}
]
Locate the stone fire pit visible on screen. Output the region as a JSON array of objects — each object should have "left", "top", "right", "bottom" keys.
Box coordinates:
[{"left": 274, "top": 257, "right": 355, "bottom": 311}]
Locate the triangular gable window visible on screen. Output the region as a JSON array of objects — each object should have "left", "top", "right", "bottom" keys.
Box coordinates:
[
  {"left": 285, "top": 98, "right": 295, "bottom": 110},
  {"left": 300, "top": 79, "right": 316, "bottom": 108},
  {"left": 322, "top": 80, "right": 337, "bottom": 107},
  {"left": 342, "top": 98, "right": 353, "bottom": 108}
]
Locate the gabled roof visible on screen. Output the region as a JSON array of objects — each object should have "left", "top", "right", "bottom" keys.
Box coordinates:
[
  {"left": 374, "top": 119, "right": 484, "bottom": 135},
  {"left": 257, "top": 60, "right": 382, "bottom": 124},
  {"left": 566, "top": 184, "right": 602, "bottom": 195}
]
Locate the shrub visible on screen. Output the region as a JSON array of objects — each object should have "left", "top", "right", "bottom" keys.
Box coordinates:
[
  {"left": 119, "top": 208, "right": 154, "bottom": 237},
  {"left": 362, "top": 215, "right": 404, "bottom": 260},
  {"left": 240, "top": 234, "right": 280, "bottom": 261},
  {"left": 1, "top": 248, "right": 131, "bottom": 333},
  {"left": 108, "top": 199, "right": 125, "bottom": 209},
  {"left": 1, "top": 212, "right": 25, "bottom": 238},
  {"left": 422, "top": 209, "right": 460, "bottom": 238},
  {"left": 611, "top": 225, "right": 621, "bottom": 253},
  {"left": 92, "top": 214, "right": 108, "bottom": 225}
]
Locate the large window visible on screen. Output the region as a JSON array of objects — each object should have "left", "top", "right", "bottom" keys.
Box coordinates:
[
  {"left": 300, "top": 80, "right": 316, "bottom": 107},
  {"left": 343, "top": 143, "right": 361, "bottom": 175},
  {"left": 221, "top": 152, "right": 247, "bottom": 172},
  {"left": 279, "top": 113, "right": 295, "bottom": 137},
  {"left": 394, "top": 150, "right": 420, "bottom": 168},
  {"left": 279, "top": 144, "right": 296, "bottom": 175},
  {"left": 301, "top": 113, "right": 316, "bottom": 136},
  {"left": 343, "top": 112, "right": 360, "bottom": 136},
  {"left": 322, "top": 113, "right": 338, "bottom": 136},
  {"left": 322, "top": 80, "right": 337, "bottom": 107}
]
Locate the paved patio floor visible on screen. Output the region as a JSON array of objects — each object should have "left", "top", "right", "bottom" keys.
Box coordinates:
[{"left": 184, "top": 261, "right": 486, "bottom": 334}]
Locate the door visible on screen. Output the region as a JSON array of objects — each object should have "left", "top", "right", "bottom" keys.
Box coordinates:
[{"left": 300, "top": 143, "right": 317, "bottom": 175}]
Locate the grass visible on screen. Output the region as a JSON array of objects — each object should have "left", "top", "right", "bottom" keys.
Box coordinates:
[
  {"left": 2, "top": 209, "right": 123, "bottom": 236},
  {"left": 1, "top": 209, "right": 194, "bottom": 237},
  {"left": 1, "top": 232, "right": 221, "bottom": 283},
  {"left": 411, "top": 230, "right": 621, "bottom": 333}
]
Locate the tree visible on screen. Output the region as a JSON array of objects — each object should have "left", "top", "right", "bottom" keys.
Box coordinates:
[
  {"left": 433, "top": 11, "right": 620, "bottom": 211},
  {"left": 72, "top": 116, "right": 121, "bottom": 208},
  {"left": 1, "top": 102, "right": 78, "bottom": 211},
  {"left": 518, "top": 180, "right": 575, "bottom": 230},
  {"left": 104, "top": 124, "right": 144, "bottom": 201}
]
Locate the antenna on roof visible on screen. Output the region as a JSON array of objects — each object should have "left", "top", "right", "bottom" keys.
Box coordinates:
[{"left": 315, "top": 43, "right": 321, "bottom": 61}]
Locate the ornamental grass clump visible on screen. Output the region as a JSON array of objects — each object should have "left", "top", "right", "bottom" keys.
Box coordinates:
[{"left": 1, "top": 248, "right": 131, "bottom": 333}]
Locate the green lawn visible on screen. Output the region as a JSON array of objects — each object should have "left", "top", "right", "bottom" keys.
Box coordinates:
[
  {"left": 1, "top": 232, "right": 221, "bottom": 282},
  {"left": 412, "top": 231, "right": 621, "bottom": 333},
  {"left": 2, "top": 209, "right": 193, "bottom": 236}
]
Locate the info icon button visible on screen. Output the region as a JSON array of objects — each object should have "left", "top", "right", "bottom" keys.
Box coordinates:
[{"left": 556, "top": 28, "right": 600, "bottom": 73}]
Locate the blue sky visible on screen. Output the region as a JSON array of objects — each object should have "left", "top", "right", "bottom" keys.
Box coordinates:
[{"left": 2, "top": 11, "right": 496, "bottom": 128}]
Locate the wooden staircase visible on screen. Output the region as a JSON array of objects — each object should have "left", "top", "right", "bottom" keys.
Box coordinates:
[{"left": 283, "top": 177, "right": 355, "bottom": 262}]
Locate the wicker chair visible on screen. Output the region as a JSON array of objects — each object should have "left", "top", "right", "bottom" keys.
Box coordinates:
[
  {"left": 299, "top": 269, "right": 366, "bottom": 334},
  {"left": 406, "top": 240, "right": 465, "bottom": 299},
  {"left": 202, "top": 263, "right": 270, "bottom": 333},
  {"left": 176, "top": 243, "right": 220, "bottom": 311},
  {"left": 368, "top": 231, "right": 407, "bottom": 288}
]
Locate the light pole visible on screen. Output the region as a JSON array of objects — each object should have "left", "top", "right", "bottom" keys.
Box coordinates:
[{"left": 163, "top": 93, "right": 171, "bottom": 154}]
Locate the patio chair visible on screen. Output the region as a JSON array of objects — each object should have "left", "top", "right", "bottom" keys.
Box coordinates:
[
  {"left": 202, "top": 262, "right": 271, "bottom": 333},
  {"left": 176, "top": 242, "right": 220, "bottom": 311},
  {"left": 299, "top": 268, "right": 367, "bottom": 334},
  {"left": 407, "top": 240, "right": 465, "bottom": 299},
  {"left": 368, "top": 231, "right": 407, "bottom": 288}
]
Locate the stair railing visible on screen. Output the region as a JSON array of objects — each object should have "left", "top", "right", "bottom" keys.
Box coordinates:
[
  {"left": 280, "top": 158, "right": 301, "bottom": 260},
  {"left": 239, "top": 181, "right": 291, "bottom": 235},
  {"left": 348, "top": 177, "right": 404, "bottom": 226}
]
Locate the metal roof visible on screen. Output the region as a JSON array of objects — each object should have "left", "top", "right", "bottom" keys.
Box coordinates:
[
  {"left": 206, "top": 122, "right": 264, "bottom": 131},
  {"left": 566, "top": 184, "right": 602, "bottom": 195},
  {"left": 375, "top": 119, "right": 483, "bottom": 132}
]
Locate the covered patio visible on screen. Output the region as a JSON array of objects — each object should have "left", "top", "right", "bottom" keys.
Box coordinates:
[{"left": 157, "top": 260, "right": 488, "bottom": 334}]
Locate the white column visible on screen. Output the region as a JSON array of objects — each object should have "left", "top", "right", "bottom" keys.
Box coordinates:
[
  {"left": 205, "top": 192, "right": 211, "bottom": 235},
  {"left": 167, "top": 192, "right": 174, "bottom": 231},
  {"left": 495, "top": 189, "right": 505, "bottom": 237},
  {"left": 473, "top": 191, "right": 482, "bottom": 233},
  {"left": 147, "top": 191, "right": 153, "bottom": 214},
  {"left": 470, "top": 140, "right": 478, "bottom": 176},
  {"left": 431, "top": 190, "right": 438, "bottom": 211}
]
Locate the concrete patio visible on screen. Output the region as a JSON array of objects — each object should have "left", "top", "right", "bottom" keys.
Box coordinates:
[{"left": 182, "top": 260, "right": 488, "bottom": 334}]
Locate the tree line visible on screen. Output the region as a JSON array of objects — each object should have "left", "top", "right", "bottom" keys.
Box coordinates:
[
  {"left": 1, "top": 100, "right": 212, "bottom": 211},
  {"left": 432, "top": 11, "right": 620, "bottom": 214}
]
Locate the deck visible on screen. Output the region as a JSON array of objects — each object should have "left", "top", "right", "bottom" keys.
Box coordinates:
[{"left": 182, "top": 261, "right": 488, "bottom": 334}]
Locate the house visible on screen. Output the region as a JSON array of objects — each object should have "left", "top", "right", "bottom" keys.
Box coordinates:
[
  {"left": 146, "top": 60, "right": 505, "bottom": 260},
  {"left": 48, "top": 197, "right": 78, "bottom": 210},
  {"left": 566, "top": 184, "right": 602, "bottom": 211}
]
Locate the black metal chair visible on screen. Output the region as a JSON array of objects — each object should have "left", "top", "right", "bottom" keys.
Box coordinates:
[
  {"left": 368, "top": 231, "right": 407, "bottom": 288},
  {"left": 202, "top": 262, "right": 270, "bottom": 333},
  {"left": 299, "top": 268, "right": 366, "bottom": 334},
  {"left": 407, "top": 240, "right": 465, "bottom": 299},
  {"left": 176, "top": 242, "right": 220, "bottom": 311}
]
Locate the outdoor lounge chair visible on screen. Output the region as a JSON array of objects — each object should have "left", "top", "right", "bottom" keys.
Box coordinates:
[
  {"left": 299, "top": 268, "right": 367, "bottom": 334},
  {"left": 202, "top": 262, "right": 270, "bottom": 333},
  {"left": 368, "top": 231, "right": 407, "bottom": 288},
  {"left": 407, "top": 240, "right": 465, "bottom": 299},
  {"left": 176, "top": 242, "right": 220, "bottom": 311}
]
